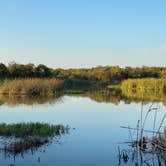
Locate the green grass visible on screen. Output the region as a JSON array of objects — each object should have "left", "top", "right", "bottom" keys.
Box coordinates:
[
  {"left": 121, "top": 78, "right": 166, "bottom": 92},
  {"left": 119, "top": 78, "right": 166, "bottom": 102},
  {"left": 107, "top": 84, "right": 121, "bottom": 90},
  {"left": 64, "top": 89, "right": 86, "bottom": 94},
  {"left": 0, "top": 122, "right": 69, "bottom": 155},
  {"left": 0, "top": 122, "right": 67, "bottom": 138},
  {"left": 0, "top": 78, "right": 64, "bottom": 96}
]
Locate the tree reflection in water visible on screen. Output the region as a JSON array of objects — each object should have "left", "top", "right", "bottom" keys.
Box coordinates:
[{"left": 1, "top": 89, "right": 166, "bottom": 106}]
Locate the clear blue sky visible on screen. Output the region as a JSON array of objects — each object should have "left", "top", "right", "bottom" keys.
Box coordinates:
[{"left": 0, "top": 0, "right": 166, "bottom": 68}]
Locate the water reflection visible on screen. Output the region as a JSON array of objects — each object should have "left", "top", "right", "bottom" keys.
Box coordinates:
[
  {"left": 0, "top": 93, "right": 165, "bottom": 165},
  {"left": 0, "top": 94, "right": 63, "bottom": 106},
  {"left": 69, "top": 89, "right": 166, "bottom": 105},
  {"left": 118, "top": 103, "right": 166, "bottom": 166},
  {"left": 0, "top": 136, "right": 65, "bottom": 165},
  {"left": 1, "top": 89, "right": 166, "bottom": 106},
  {"left": 0, "top": 123, "right": 69, "bottom": 165}
]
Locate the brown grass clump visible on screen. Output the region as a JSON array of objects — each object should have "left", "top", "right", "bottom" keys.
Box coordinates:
[{"left": 0, "top": 78, "right": 64, "bottom": 96}]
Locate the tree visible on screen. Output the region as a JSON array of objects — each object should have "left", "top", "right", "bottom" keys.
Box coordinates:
[
  {"left": 0, "top": 63, "right": 8, "bottom": 79},
  {"left": 35, "top": 64, "right": 51, "bottom": 78}
]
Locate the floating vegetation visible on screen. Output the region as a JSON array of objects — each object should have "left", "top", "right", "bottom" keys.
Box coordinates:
[
  {"left": 118, "top": 103, "right": 166, "bottom": 165},
  {"left": 0, "top": 123, "right": 69, "bottom": 156}
]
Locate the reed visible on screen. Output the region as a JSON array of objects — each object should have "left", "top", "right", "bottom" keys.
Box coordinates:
[
  {"left": 119, "top": 103, "right": 166, "bottom": 165},
  {"left": 0, "top": 78, "right": 64, "bottom": 96},
  {"left": 120, "top": 78, "right": 166, "bottom": 101},
  {"left": 121, "top": 78, "right": 166, "bottom": 92}
]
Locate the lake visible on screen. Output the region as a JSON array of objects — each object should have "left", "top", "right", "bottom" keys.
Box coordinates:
[{"left": 0, "top": 93, "right": 165, "bottom": 166}]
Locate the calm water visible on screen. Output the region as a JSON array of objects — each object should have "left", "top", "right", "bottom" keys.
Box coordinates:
[{"left": 0, "top": 94, "right": 165, "bottom": 166}]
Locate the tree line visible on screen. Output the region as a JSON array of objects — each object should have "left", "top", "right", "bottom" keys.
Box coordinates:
[{"left": 0, "top": 62, "right": 166, "bottom": 87}]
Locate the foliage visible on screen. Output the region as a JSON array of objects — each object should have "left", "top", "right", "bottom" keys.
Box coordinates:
[
  {"left": 0, "top": 63, "right": 8, "bottom": 78},
  {"left": 0, "top": 62, "right": 166, "bottom": 88}
]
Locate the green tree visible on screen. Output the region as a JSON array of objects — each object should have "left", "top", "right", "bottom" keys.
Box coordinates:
[
  {"left": 0, "top": 63, "right": 8, "bottom": 79},
  {"left": 35, "top": 64, "right": 51, "bottom": 77}
]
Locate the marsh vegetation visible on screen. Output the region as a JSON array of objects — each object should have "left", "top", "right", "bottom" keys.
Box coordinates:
[
  {"left": 119, "top": 78, "right": 166, "bottom": 103},
  {"left": 1, "top": 62, "right": 166, "bottom": 89},
  {"left": 121, "top": 78, "right": 166, "bottom": 93},
  {"left": 118, "top": 103, "right": 166, "bottom": 165},
  {"left": 0, "top": 123, "right": 68, "bottom": 156},
  {"left": 1, "top": 63, "right": 166, "bottom": 99},
  {"left": 0, "top": 79, "right": 64, "bottom": 96}
]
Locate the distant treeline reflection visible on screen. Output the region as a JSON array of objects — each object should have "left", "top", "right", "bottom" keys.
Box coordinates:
[
  {"left": 86, "top": 89, "right": 166, "bottom": 105},
  {"left": 1, "top": 88, "right": 166, "bottom": 106},
  {"left": 0, "top": 91, "right": 164, "bottom": 106}
]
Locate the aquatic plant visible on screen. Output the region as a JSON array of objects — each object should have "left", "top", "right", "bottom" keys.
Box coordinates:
[
  {"left": 121, "top": 78, "right": 166, "bottom": 93},
  {"left": 119, "top": 103, "right": 166, "bottom": 165},
  {"left": 120, "top": 78, "right": 166, "bottom": 102},
  {"left": 0, "top": 78, "right": 64, "bottom": 96},
  {"left": 0, "top": 122, "right": 67, "bottom": 137},
  {"left": 0, "top": 123, "right": 69, "bottom": 155}
]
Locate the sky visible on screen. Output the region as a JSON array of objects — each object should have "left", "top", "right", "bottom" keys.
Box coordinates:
[{"left": 0, "top": 0, "right": 166, "bottom": 68}]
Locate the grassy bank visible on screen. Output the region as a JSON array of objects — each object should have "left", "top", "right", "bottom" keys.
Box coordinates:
[{"left": 0, "top": 78, "right": 64, "bottom": 96}]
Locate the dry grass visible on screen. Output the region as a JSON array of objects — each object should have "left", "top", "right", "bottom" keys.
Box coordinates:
[{"left": 0, "top": 78, "right": 64, "bottom": 96}]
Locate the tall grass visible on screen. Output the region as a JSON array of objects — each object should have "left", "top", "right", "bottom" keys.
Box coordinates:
[
  {"left": 121, "top": 78, "right": 166, "bottom": 92},
  {"left": 121, "top": 78, "right": 166, "bottom": 101},
  {"left": 0, "top": 78, "right": 64, "bottom": 96}
]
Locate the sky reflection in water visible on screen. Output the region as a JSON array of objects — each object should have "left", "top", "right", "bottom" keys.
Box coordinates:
[{"left": 0, "top": 95, "right": 165, "bottom": 165}]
